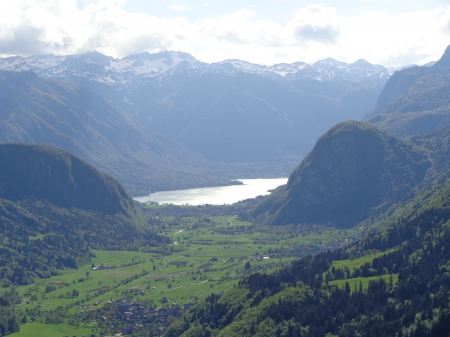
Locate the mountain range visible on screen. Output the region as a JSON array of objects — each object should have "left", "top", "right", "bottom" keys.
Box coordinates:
[
  {"left": 0, "top": 50, "right": 391, "bottom": 87},
  {"left": 0, "top": 51, "right": 391, "bottom": 182},
  {"left": 0, "top": 70, "right": 242, "bottom": 195}
]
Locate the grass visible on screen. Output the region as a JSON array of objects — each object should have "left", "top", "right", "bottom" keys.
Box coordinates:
[
  {"left": 330, "top": 247, "right": 399, "bottom": 271},
  {"left": 13, "top": 215, "right": 361, "bottom": 310},
  {"left": 329, "top": 274, "right": 399, "bottom": 292},
  {"left": 28, "top": 234, "right": 45, "bottom": 241},
  {"left": 331, "top": 254, "right": 379, "bottom": 270},
  {"left": 13, "top": 322, "right": 93, "bottom": 337}
]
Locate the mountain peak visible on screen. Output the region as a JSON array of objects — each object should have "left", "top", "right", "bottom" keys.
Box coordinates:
[
  {"left": 74, "top": 50, "right": 114, "bottom": 66},
  {"left": 313, "top": 57, "right": 347, "bottom": 67},
  {"left": 123, "top": 50, "right": 196, "bottom": 62},
  {"left": 432, "top": 45, "right": 450, "bottom": 69},
  {"left": 0, "top": 143, "right": 133, "bottom": 215},
  {"left": 352, "top": 59, "right": 371, "bottom": 66}
]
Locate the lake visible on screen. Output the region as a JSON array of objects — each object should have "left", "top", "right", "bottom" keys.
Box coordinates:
[{"left": 133, "top": 178, "right": 288, "bottom": 205}]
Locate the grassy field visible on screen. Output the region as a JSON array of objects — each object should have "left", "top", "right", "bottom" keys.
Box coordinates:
[
  {"left": 10, "top": 214, "right": 362, "bottom": 336},
  {"left": 329, "top": 274, "right": 399, "bottom": 292},
  {"left": 13, "top": 322, "right": 94, "bottom": 337},
  {"left": 327, "top": 251, "right": 399, "bottom": 293},
  {"left": 331, "top": 254, "right": 379, "bottom": 270}
]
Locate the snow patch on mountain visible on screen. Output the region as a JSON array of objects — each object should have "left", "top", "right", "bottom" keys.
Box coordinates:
[{"left": 0, "top": 50, "right": 393, "bottom": 88}]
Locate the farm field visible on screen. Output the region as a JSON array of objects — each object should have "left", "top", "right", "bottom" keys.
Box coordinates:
[{"left": 10, "top": 211, "right": 363, "bottom": 336}]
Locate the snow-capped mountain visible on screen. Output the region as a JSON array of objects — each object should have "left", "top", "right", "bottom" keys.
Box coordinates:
[
  {"left": 210, "top": 57, "right": 390, "bottom": 82},
  {"left": 0, "top": 50, "right": 391, "bottom": 88},
  {"left": 0, "top": 50, "right": 204, "bottom": 89}
]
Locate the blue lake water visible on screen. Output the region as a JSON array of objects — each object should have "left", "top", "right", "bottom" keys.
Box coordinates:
[{"left": 133, "top": 178, "right": 288, "bottom": 205}]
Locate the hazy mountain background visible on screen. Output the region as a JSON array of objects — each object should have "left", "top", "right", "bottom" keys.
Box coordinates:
[{"left": 0, "top": 51, "right": 393, "bottom": 193}]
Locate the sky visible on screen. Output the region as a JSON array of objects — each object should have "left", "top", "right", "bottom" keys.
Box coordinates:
[{"left": 0, "top": 0, "right": 449, "bottom": 67}]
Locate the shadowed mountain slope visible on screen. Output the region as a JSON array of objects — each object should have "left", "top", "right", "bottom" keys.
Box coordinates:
[
  {"left": 248, "top": 121, "right": 431, "bottom": 227},
  {"left": 0, "top": 143, "right": 133, "bottom": 215}
]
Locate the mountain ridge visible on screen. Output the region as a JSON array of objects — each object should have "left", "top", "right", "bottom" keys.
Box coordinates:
[
  {"left": 363, "top": 45, "right": 450, "bottom": 137},
  {"left": 0, "top": 50, "right": 391, "bottom": 84}
]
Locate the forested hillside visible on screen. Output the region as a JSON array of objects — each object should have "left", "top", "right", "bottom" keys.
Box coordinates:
[
  {"left": 166, "top": 180, "right": 450, "bottom": 337},
  {"left": 0, "top": 143, "right": 169, "bottom": 286}
]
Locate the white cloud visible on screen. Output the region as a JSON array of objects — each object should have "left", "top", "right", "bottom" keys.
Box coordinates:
[
  {"left": 170, "top": 5, "right": 190, "bottom": 11},
  {"left": 291, "top": 5, "right": 340, "bottom": 44},
  {"left": 0, "top": 1, "right": 448, "bottom": 68}
]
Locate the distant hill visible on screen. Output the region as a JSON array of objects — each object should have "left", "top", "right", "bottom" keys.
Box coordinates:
[
  {"left": 364, "top": 45, "right": 450, "bottom": 137},
  {"left": 0, "top": 143, "right": 168, "bottom": 285},
  {"left": 248, "top": 121, "right": 431, "bottom": 227}
]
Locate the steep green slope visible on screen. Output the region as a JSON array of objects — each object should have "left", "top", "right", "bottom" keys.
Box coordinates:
[
  {"left": 364, "top": 45, "right": 450, "bottom": 137},
  {"left": 0, "top": 143, "right": 168, "bottom": 286},
  {"left": 167, "top": 180, "right": 450, "bottom": 337},
  {"left": 248, "top": 121, "right": 430, "bottom": 227}
]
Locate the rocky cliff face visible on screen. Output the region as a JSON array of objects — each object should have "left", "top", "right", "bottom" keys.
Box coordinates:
[{"left": 249, "top": 121, "right": 431, "bottom": 227}]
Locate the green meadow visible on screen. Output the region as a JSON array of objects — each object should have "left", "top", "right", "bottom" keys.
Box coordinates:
[
  {"left": 13, "top": 322, "right": 93, "bottom": 337},
  {"left": 10, "top": 213, "right": 364, "bottom": 336},
  {"left": 329, "top": 274, "right": 399, "bottom": 292},
  {"left": 327, "top": 250, "right": 400, "bottom": 293}
]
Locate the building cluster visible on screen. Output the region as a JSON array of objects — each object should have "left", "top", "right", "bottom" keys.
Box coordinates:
[{"left": 100, "top": 297, "right": 195, "bottom": 336}]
